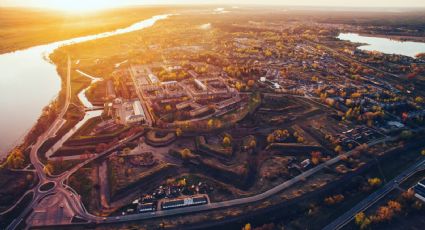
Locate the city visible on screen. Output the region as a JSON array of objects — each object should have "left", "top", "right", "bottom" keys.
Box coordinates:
[{"left": 0, "top": 1, "right": 425, "bottom": 230}]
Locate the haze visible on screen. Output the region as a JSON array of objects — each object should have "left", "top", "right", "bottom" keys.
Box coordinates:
[{"left": 2, "top": 0, "right": 425, "bottom": 8}]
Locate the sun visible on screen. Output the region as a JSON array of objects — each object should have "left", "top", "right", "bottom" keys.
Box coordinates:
[{"left": 49, "top": 0, "right": 120, "bottom": 12}]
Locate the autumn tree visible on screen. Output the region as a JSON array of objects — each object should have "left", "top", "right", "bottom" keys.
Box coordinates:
[
  {"left": 334, "top": 145, "right": 343, "bottom": 154},
  {"left": 5, "top": 148, "right": 25, "bottom": 169},
  {"left": 324, "top": 194, "right": 344, "bottom": 205},
  {"left": 181, "top": 148, "right": 192, "bottom": 159},
  {"left": 242, "top": 223, "right": 251, "bottom": 230},
  {"left": 176, "top": 128, "right": 183, "bottom": 137},
  {"left": 223, "top": 136, "right": 231, "bottom": 147},
  {"left": 355, "top": 212, "right": 372, "bottom": 229},
  {"left": 310, "top": 151, "right": 322, "bottom": 165},
  {"left": 165, "top": 104, "right": 172, "bottom": 112},
  {"left": 368, "top": 177, "right": 382, "bottom": 187},
  {"left": 43, "top": 163, "right": 54, "bottom": 176},
  {"left": 267, "top": 134, "right": 275, "bottom": 143},
  {"left": 248, "top": 139, "right": 257, "bottom": 149},
  {"left": 247, "top": 80, "right": 255, "bottom": 88}
]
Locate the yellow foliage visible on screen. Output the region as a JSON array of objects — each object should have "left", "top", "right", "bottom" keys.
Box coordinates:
[
  {"left": 223, "top": 136, "right": 231, "bottom": 147},
  {"left": 176, "top": 128, "right": 183, "bottom": 137},
  {"left": 242, "top": 223, "right": 251, "bottom": 230},
  {"left": 368, "top": 177, "right": 382, "bottom": 187},
  {"left": 267, "top": 134, "right": 275, "bottom": 143}
]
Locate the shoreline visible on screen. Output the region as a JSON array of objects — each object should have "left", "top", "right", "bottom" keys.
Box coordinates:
[
  {"left": 0, "top": 7, "right": 169, "bottom": 55},
  {"left": 0, "top": 14, "right": 172, "bottom": 163}
]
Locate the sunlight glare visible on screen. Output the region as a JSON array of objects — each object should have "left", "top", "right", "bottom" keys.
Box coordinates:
[{"left": 49, "top": 0, "right": 120, "bottom": 12}]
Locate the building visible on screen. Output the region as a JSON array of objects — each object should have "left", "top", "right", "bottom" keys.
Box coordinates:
[
  {"left": 111, "top": 98, "right": 146, "bottom": 125},
  {"left": 138, "top": 203, "right": 156, "bottom": 213},
  {"left": 106, "top": 80, "right": 116, "bottom": 99},
  {"left": 194, "top": 79, "right": 207, "bottom": 91},
  {"left": 189, "top": 105, "right": 211, "bottom": 117},
  {"left": 161, "top": 196, "right": 208, "bottom": 210},
  {"left": 126, "top": 100, "right": 146, "bottom": 124},
  {"left": 414, "top": 179, "right": 425, "bottom": 202}
]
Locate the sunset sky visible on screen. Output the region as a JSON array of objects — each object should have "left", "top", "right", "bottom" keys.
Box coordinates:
[{"left": 1, "top": 0, "right": 425, "bottom": 10}]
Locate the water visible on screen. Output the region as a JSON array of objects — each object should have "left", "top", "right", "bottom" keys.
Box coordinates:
[
  {"left": 338, "top": 33, "right": 425, "bottom": 58},
  {"left": 44, "top": 70, "right": 103, "bottom": 160},
  {"left": 0, "top": 14, "right": 171, "bottom": 159}
]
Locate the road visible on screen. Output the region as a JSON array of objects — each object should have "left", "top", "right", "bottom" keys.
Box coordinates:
[
  {"left": 6, "top": 93, "right": 395, "bottom": 230},
  {"left": 129, "top": 65, "right": 154, "bottom": 126},
  {"left": 2, "top": 58, "right": 416, "bottom": 229},
  {"left": 6, "top": 56, "right": 73, "bottom": 230},
  {"left": 80, "top": 137, "right": 395, "bottom": 225},
  {"left": 323, "top": 157, "right": 425, "bottom": 230},
  {"left": 306, "top": 39, "right": 402, "bottom": 80}
]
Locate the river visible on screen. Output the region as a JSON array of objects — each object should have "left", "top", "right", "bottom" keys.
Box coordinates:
[
  {"left": 0, "top": 14, "right": 171, "bottom": 160},
  {"left": 338, "top": 33, "right": 425, "bottom": 58}
]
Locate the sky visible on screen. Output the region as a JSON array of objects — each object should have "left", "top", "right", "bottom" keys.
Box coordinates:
[{"left": 1, "top": 0, "right": 425, "bottom": 9}]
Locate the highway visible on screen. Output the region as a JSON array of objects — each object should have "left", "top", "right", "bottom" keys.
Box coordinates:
[{"left": 323, "top": 157, "right": 425, "bottom": 230}]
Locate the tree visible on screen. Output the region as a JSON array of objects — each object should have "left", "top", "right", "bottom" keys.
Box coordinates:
[
  {"left": 368, "top": 177, "right": 382, "bottom": 187},
  {"left": 26, "top": 173, "right": 34, "bottom": 182},
  {"left": 248, "top": 139, "right": 257, "bottom": 149},
  {"left": 334, "top": 145, "right": 342, "bottom": 154},
  {"left": 242, "top": 223, "right": 251, "bottom": 230},
  {"left": 267, "top": 134, "right": 275, "bottom": 143},
  {"left": 400, "top": 130, "right": 413, "bottom": 140},
  {"left": 311, "top": 151, "right": 322, "bottom": 165},
  {"left": 181, "top": 148, "right": 192, "bottom": 159},
  {"left": 5, "top": 148, "right": 25, "bottom": 169},
  {"left": 43, "top": 163, "right": 54, "bottom": 176},
  {"left": 402, "top": 188, "right": 415, "bottom": 200},
  {"left": 415, "top": 96, "right": 424, "bottom": 104},
  {"left": 297, "top": 136, "right": 305, "bottom": 143},
  {"left": 374, "top": 206, "right": 394, "bottom": 222},
  {"left": 355, "top": 212, "right": 365, "bottom": 225},
  {"left": 355, "top": 212, "right": 371, "bottom": 229},
  {"left": 324, "top": 194, "right": 344, "bottom": 205},
  {"left": 223, "top": 136, "right": 231, "bottom": 147},
  {"left": 387, "top": 200, "right": 402, "bottom": 212},
  {"left": 207, "top": 119, "right": 214, "bottom": 129},
  {"left": 176, "top": 128, "right": 183, "bottom": 137},
  {"left": 235, "top": 82, "right": 243, "bottom": 91}
]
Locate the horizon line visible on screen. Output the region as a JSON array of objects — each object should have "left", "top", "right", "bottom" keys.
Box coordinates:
[{"left": 1, "top": 3, "right": 425, "bottom": 11}]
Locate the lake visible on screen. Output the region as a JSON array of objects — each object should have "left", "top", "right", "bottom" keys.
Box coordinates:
[
  {"left": 338, "top": 33, "right": 425, "bottom": 58},
  {"left": 0, "top": 14, "right": 170, "bottom": 160}
]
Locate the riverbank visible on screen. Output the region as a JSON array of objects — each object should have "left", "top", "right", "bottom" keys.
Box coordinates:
[
  {"left": 0, "top": 13, "right": 172, "bottom": 162},
  {"left": 0, "top": 7, "right": 170, "bottom": 54},
  {"left": 338, "top": 32, "right": 425, "bottom": 58},
  {"left": 357, "top": 33, "right": 425, "bottom": 43}
]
